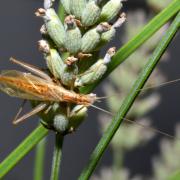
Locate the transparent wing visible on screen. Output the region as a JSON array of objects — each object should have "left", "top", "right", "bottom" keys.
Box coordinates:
[
  {"left": 1, "top": 70, "right": 51, "bottom": 84},
  {"left": 0, "top": 70, "right": 52, "bottom": 100},
  {"left": 0, "top": 82, "right": 44, "bottom": 100},
  {"left": 0, "top": 70, "right": 63, "bottom": 101}
]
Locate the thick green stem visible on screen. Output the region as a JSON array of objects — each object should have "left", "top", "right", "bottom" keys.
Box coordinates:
[
  {"left": 33, "top": 137, "right": 47, "bottom": 180},
  {"left": 78, "top": 12, "right": 180, "bottom": 180},
  {"left": 50, "top": 133, "right": 64, "bottom": 180},
  {"left": 0, "top": 125, "right": 48, "bottom": 179}
]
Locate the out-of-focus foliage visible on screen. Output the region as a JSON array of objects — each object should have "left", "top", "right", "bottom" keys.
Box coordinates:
[
  {"left": 93, "top": 1, "right": 180, "bottom": 180},
  {"left": 148, "top": 0, "right": 172, "bottom": 12},
  {"left": 152, "top": 125, "right": 180, "bottom": 180}
]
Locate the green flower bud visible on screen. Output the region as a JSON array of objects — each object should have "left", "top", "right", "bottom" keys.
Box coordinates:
[
  {"left": 61, "top": 0, "right": 71, "bottom": 14},
  {"left": 53, "top": 114, "right": 69, "bottom": 132},
  {"left": 36, "top": 8, "right": 66, "bottom": 48},
  {"left": 61, "top": 57, "right": 78, "bottom": 87},
  {"left": 69, "top": 105, "right": 87, "bottom": 130},
  {"left": 81, "top": 1, "right": 101, "bottom": 26},
  {"left": 38, "top": 40, "right": 65, "bottom": 79},
  {"left": 71, "top": 0, "right": 87, "bottom": 19},
  {"left": 75, "top": 47, "right": 115, "bottom": 86},
  {"left": 101, "top": 28, "right": 116, "bottom": 45},
  {"left": 81, "top": 22, "right": 111, "bottom": 53},
  {"left": 97, "top": 13, "right": 126, "bottom": 48},
  {"left": 64, "top": 16, "right": 82, "bottom": 54},
  {"left": 100, "top": 0, "right": 123, "bottom": 21},
  {"left": 75, "top": 60, "right": 106, "bottom": 87},
  {"left": 46, "top": 49, "right": 65, "bottom": 79}
]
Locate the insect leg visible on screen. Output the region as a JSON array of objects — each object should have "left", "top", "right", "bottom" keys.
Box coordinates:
[
  {"left": 13, "top": 103, "right": 47, "bottom": 125},
  {"left": 10, "top": 57, "right": 52, "bottom": 82},
  {"left": 14, "top": 100, "right": 27, "bottom": 122}
]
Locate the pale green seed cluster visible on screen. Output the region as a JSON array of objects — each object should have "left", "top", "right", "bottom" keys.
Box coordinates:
[{"left": 35, "top": 0, "right": 126, "bottom": 134}]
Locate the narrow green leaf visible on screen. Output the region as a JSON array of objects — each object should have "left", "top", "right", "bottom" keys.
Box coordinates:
[
  {"left": 81, "top": 0, "right": 180, "bottom": 94},
  {"left": 0, "top": 125, "right": 48, "bottom": 178},
  {"left": 79, "top": 12, "right": 180, "bottom": 180},
  {"left": 50, "top": 133, "right": 64, "bottom": 180},
  {"left": 33, "top": 137, "right": 47, "bottom": 180}
]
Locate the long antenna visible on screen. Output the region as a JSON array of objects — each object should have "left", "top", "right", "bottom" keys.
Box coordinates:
[
  {"left": 96, "top": 77, "right": 180, "bottom": 100},
  {"left": 90, "top": 104, "right": 179, "bottom": 141}
]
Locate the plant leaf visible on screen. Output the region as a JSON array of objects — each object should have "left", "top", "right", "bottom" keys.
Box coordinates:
[
  {"left": 33, "top": 137, "right": 47, "bottom": 180},
  {"left": 0, "top": 125, "right": 48, "bottom": 178},
  {"left": 78, "top": 11, "right": 180, "bottom": 180}
]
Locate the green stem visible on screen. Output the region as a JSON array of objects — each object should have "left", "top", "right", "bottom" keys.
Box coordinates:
[
  {"left": 33, "top": 137, "right": 47, "bottom": 180},
  {"left": 78, "top": 12, "right": 180, "bottom": 180},
  {"left": 81, "top": 0, "right": 180, "bottom": 94},
  {"left": 0, "top": 125, "right": 48, "bottom": 179},
  {"left": 50, "top": 133, "right": 64, "bottom": 180},
  {"left": 58, "top": 0, "right": 65, "bottom": 21}
]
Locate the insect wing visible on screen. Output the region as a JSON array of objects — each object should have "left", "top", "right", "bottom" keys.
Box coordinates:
[{"left": 0, "top": 70, "right": 54, "bottom": 101}]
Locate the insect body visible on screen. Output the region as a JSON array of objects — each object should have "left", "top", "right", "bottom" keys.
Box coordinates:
[
  {"left": 0, "top": 58, "right": 96, "bottom": 131},
  {"left": 0, "top": 58, "right": 96, "bottom": 106},
  {"left": 0, "top": 71, "right": 96, "bottom": 106}
]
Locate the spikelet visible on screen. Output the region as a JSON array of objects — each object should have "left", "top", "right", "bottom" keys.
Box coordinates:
[
  {"left": 81, "top": 22, "right": 111, "bottom": 53},
  {"left": 75, "top": 47, "right": 115, "bottom": 87},
  {"left": 69, "top": 105, "right": 87, "bottom": 130},
  {"left": 61, "top": 57, "right": 78, "bottom": 87},
  {"left": 81, "top": 1, "right": 101, "bottom": 26},
  {"left": 64, "top": 15, "right": 82, "bottom": 54},
  {"left": 38, "top": 40, "right": 65, "bottom": 79},
  {"left": 100, "top": 0, "right": 123, "bottom": 21},
  {"left": 61, "top": 0, "right": 71, "bottom": 14},
  {"left": 75, "top": 60, "right": 107, "bottom": 87},
  {"left": 71, "top": 0, "right": 87, "bottom": 19},
  {"left": 36, "top": 8, "right": 66, "bottom": 48},
  {"left": 98, "top": 13, "right": 126, "bottom": 48},
  {"left": 46, "top": 49, "right": 65, "bottom": 80}
]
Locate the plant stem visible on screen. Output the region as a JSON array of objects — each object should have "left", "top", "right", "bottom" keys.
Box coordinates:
[
  {"left": 58, "top": 0, "right": 65, "bottom": 21},
  {"left": 78, "top": 11, "right": 180, "bottom": 180},
  {"left": 81, "top": 0, "right": 180, "bottom": 94},
  {"left": 0, "top": 125, "right": 48, "bottom": 179},
  {"left": 50, "top": 133, "right": 64, "bottom": 180},
  {"left": 34, "top": 137, "right": 47, "bottom": 180}
]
